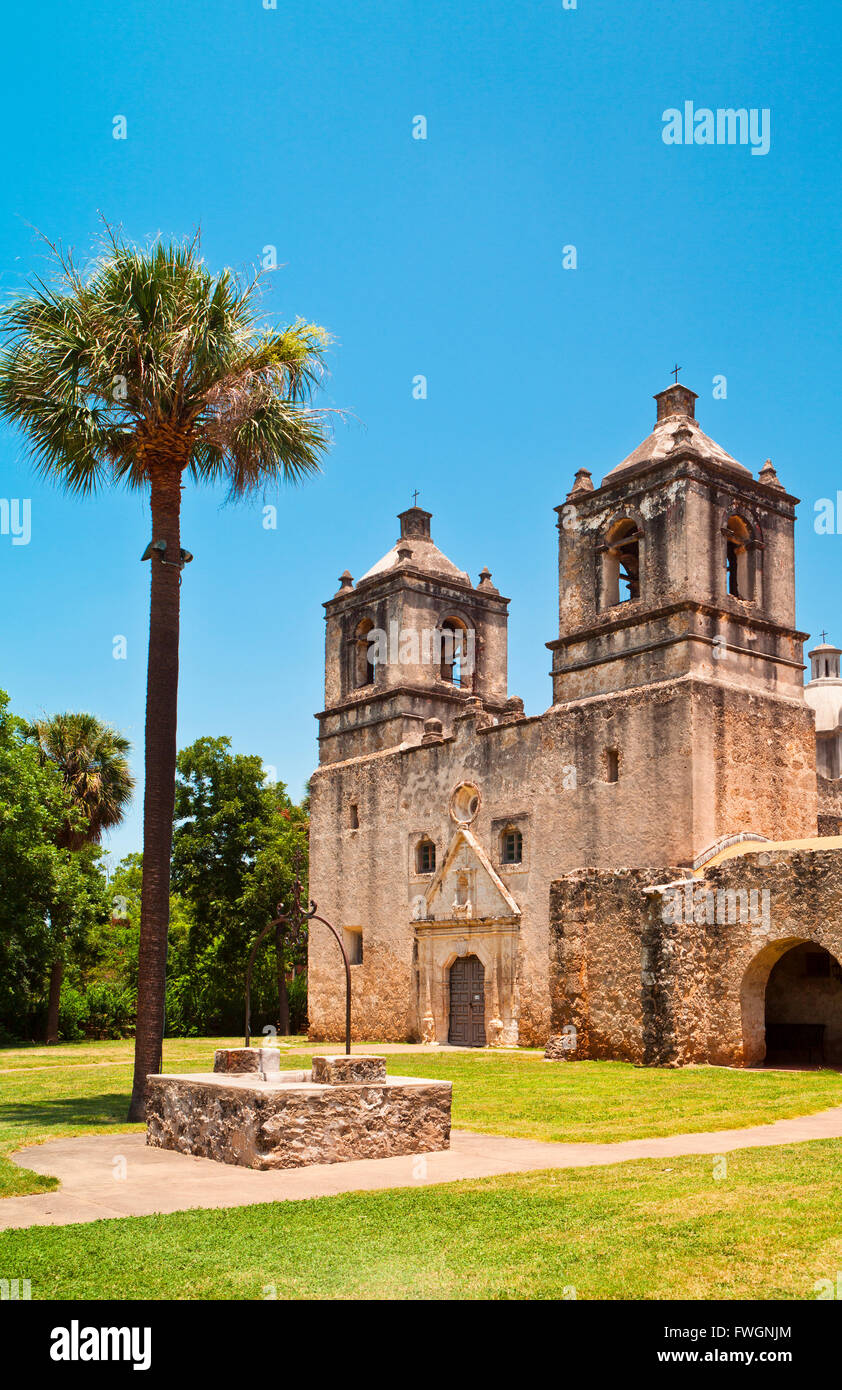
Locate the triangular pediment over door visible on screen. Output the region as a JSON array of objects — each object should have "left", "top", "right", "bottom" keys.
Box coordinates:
[{"left": 423, "top": 825, "right": 521, "bottom": 923}]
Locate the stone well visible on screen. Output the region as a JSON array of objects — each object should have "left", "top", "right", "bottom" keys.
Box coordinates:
[{"left": 146, "top": 1049, "right": 452, "bottom": 1170}]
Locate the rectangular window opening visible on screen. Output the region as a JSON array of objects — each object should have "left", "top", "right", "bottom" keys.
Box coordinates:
[
  {"left": 605, "top": 748, "right": 619, "bottom": 783},
  {"left": 343, "top": 928, "right": 363, "bottom": 966}
]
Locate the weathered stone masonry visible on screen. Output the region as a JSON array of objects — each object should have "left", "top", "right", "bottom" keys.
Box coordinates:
[
  {"left": 308, "top": 382, "right": 830, "bottom": 1060},
  {"left": 550, "top": 849, "right": 842, "bottom": 1066}
]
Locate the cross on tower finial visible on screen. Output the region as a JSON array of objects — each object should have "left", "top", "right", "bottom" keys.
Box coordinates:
[
  {"left": 821, "top": 629, "right": 829, "bottom": 644},
  {"left": 412, "top": 489, "right": 420, "bottom": 507},
  {"left": 671, "top": 363, "right": 682, "bottom": 384}
]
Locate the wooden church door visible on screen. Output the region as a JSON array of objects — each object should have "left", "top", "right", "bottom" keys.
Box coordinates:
[{"left": 449, "top": 955, "right": 486, "bottom": 1047}]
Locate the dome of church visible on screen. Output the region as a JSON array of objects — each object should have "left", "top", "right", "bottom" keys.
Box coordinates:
[
  {"left": 601, "top": 382, "right": 753, "bottom": 485},
  {"left": 358, "top": 507, "right": 471, "bottom": 584},
  {"left": 804, "top": 639, "right": 842, "bottom": 732}
]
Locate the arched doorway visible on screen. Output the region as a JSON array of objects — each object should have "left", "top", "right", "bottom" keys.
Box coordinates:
[
  {"left": 742, "top": 939, "right": 842, "bottom": 1067},
  {"left": 448, "top": 955, "right": 485, "bottom": 1047},
  {"left": 765, "top": 943, "right": 842, "bottom": 1066}
]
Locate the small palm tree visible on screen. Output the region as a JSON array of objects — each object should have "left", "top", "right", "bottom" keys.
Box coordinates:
[
  {"left": 0, "top": 231, "right": 333, "bottom": 1115},
  {"left": 27, "top": 712, "right": 134, "bottom": 1043}
]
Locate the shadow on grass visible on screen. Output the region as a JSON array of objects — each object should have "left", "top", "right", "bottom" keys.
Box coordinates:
[
  {"left": 0, "top": 1092, "right": 142, "bottom": 1199},
  {"left": 0, "top": 1092, "right": 138, "bottom": 1135}
]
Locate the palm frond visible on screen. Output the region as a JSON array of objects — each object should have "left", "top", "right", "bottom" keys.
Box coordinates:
[
  {"left": 0, "top": 231, "right": 335, "bottom": 497},
  {"left": 26, "top": 712, "right": 134, "bottom": 845}
]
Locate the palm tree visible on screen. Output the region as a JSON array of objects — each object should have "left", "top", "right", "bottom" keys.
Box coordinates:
[
  {"left": 0, "top": 231, "right": 333, "bottom": 1116},
  {"left": 27, "top": 712, "right": 134, "bottom": 1043}
]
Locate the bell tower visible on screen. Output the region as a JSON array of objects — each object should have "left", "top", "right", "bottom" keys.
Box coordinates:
[
  {"left": 547, "top": 381, "right": 817, "bottom": 851},
  {"left": 549, "top": 382, "right": 807, "bottom": 704},
  {"left": 317, "top": 506, "right": 510, "bottom": 765}
]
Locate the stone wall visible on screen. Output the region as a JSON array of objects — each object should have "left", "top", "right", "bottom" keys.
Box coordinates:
[
  {"left": 817, "top": 774, "right": 842, "bottom": 835},
  {"left": 548, "top": 845, "right": 842, "bottom": 1067},
  {"left": 309, "top": 671, "right": 816, "bottom": 1048}
]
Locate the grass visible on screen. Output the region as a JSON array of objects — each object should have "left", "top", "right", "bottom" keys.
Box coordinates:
[
  {"left": 3, "top": 1141, "right": 842, "bottom": 1299},
  {"left": 1, "top": 1036, "right": 841, "bottom": 1197},
  {"left": 361, "top": 1049, "right": 842, "bottom": 1143},
  {"left": 0, "top": 1036, "right": 253, "bottom": 1197}
]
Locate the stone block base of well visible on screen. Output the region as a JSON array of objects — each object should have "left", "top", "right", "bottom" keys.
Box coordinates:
[{"left": 145, "top": 1062, "right": 451, "bottom": 1170}]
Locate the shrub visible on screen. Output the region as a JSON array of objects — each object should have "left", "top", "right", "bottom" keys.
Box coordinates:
[
  {"left": 58, "top": 982, "right": 136, "bottom": 1041},
  {"left": 57, "top": 986, "right": 88, "bottom": 1041},
  {"left": 83, "top": 982, "right": 136, "bottom": 1039}
]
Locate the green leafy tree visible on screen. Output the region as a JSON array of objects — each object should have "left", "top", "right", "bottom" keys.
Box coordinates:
[
  {"left": 95, "top": 852, "right": 144, "bottom": 992},
  {"left": 0, "top": 692, "right": 109, "bottom": 1039},
  {"left": 172, "top": 735, "right": 308, "bottom": 1034},
  {"left": 172, "top": 736, "right": 275, "bottom": 959},
  {"left": 0, "top": 231, "right": 333, "bottom": 1116},
  {"left": 87, "top": 851, "right": 192, "bottom": 1034},
  {"left": 26, "top": 712, "right": 134, "bottom": 1041},
  {"left": 238, "top": 802, "right": 309, "bottom": 1034}
]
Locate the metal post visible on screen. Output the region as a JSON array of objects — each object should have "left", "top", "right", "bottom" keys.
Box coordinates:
[
  {"left": 310, "top": 914, "right": 352, "bottom": 1055},
  {"left": 243, "top": 847, "right": 352, "bottom": 1054},
  {"left": 244, "top": 919, "right": 275, "bottom": 1048}
]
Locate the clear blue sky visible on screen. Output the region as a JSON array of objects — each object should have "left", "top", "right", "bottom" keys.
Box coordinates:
[{"left": 1, "top": 0, "right": 840, "bottom": 866}]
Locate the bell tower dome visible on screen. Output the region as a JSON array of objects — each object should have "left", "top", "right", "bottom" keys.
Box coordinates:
[{"left": 805, "top": 637, "right": 842, "bottom": 780}]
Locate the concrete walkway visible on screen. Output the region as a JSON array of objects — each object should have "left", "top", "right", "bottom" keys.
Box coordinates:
[{"left": 3, "top": 1103, "right": 842, "bottom": 1232}]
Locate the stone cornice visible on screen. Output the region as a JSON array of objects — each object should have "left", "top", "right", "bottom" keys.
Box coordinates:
[
  {"left": 555, "top": 452, "right": 799, "bottom": 518},
  {"left": 324, "top": 568, "right": 510, "bottom": 614},
  {"left": 316, "top": 684, "right": 509, "bottom": 722},
  {"left": 546, "top": 598, "right": 809, "bottom": 653}
]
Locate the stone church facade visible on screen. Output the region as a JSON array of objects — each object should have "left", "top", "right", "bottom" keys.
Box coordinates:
[{"left": 308, "top": 381, "right": 842, "bottom": 1063}]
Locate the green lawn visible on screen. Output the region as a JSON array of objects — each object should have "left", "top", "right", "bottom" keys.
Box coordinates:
[
  {"left": 363, "top": 1049, "right": 842, "bottom": 1144},
  {"left": 0, "top": 1036, "right": 259, "bottom": 1196},
  {"left": 1, "top": 1036, "right": 841, "bottom": 1197},
  {"left": 3, "top": 1141, "right": 842, "bottom": 1299}
]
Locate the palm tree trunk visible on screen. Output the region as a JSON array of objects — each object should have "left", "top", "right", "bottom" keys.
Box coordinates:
[
  {"left": 45, "top": 957, "right": 64, "bottom": 1044},
  {"left": 275, "top": 924, "right": 290, "bottom": 1036},
  {"left": 128, "top": 466, "right": 183, "bottom": 1120}
]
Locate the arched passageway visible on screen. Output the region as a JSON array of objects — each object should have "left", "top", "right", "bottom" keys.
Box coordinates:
[{"left": 742, "top": 938, "right": 842, "bottom": 1067}]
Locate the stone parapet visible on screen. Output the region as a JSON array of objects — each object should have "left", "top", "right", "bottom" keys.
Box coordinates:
[
  {"left": 214, "top": 1047, "right": 281, "bottom": 1079},
  {"left": 310, "top": 1054, "right": 387, "bottom": 1084}
]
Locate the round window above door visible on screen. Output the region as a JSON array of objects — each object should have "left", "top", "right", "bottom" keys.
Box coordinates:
[{"left": 450, "top": 782, "right": 480, "bottom": 825}]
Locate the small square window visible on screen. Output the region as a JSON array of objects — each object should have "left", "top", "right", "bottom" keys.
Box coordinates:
[{"left": 416, "top": 839, "right": 436, "bottom": 874}]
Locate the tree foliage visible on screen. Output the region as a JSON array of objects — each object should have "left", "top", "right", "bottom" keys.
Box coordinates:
[
  {"left": 170, "top": 736, "right": 309, "bottom": 1032},
  {"left": 26, "top": 712, "right": 134, "bottom": 847},
  {"left": 0, "top": 702, "right": 308, "bottom": 1040},
  {"left": 0, "top": 691, "right": 110, "bottom": 1037},
  {"left": 0, "top": 231, "right": 334, "bottom": 497}
]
